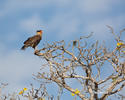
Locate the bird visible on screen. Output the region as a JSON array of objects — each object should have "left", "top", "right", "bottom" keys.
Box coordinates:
[{"left": 21, "top": 30, "right": 43, "bottom": 50}]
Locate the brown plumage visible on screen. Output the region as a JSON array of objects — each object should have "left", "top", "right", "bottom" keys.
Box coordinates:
[{"left": 21, "top": 30, "right": 43, "bottom": 50}]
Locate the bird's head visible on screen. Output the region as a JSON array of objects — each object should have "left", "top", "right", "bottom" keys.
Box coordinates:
[{"left": 36, "top": 30, "right": 43, "bottom": 36}]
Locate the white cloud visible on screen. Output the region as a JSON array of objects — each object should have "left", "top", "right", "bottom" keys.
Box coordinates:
[
  {"left": 0, "top": 0, "right": 49, "bottom": 18},
  {"left": 19, "top": 10, "right": 81, "bottom": 40},
  {"left": 0, "top": 43, "right": 6, "bottom": 54},
  {"left": 78, "top": 0, "right": 120, "bottom": 13},
  {"left": 0, "top": 49, "right": 43, "bottom": 92},
  {"left": 0, "top": 0, "right": 123, "bottom": 19},
  {"left": 47, "top": 13, "right": 81, "bottom": 39},
  {"left": 6, "top": 32, "right": 20, "bottom": 42},
  {"left": 19, "top": 15, "right": 45, "bottom": 33},
  {"left": 0, "top": 0, "right": 71, "bottom": 18},
  {"left": 84, "top": 14, "right": 125, "bottom": 40}
]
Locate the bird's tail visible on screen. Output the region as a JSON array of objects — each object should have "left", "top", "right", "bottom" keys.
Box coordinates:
[{"left": 21, "top": 45, "right": 27, "bottom": 50}]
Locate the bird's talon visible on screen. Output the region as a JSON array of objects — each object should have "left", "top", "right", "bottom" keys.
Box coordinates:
[{"left": 34, "top": 50, "right": 39, "bottom": 54}]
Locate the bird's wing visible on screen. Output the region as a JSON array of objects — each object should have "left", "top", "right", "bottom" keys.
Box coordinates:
[{"left": 24, "top": 35, "right": 41, "bottom": 44}]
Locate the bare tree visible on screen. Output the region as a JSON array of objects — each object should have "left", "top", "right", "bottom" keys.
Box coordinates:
[
  {"left": 0, "top": 83, "right": 52, "bottom": 100},
  {"left": 22, "top": 84, "right": 53, "bottom": 100},
  {"left": 0, "top": 83, "right": 19, "bottom": 100},
  {"left": 1, "top": 27, "right": 125, "bottom": 100},
  {"left": 33, "top": 27, "right": 125, "bottom": 100}
]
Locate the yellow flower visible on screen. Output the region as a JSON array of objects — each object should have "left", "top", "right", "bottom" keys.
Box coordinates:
[
  {"left": 117, "top": 42, "right": 124, "bottom": 47},
  {"left": 23, "top": 88, "right": 27, "bottom": 91},
  {"left": 19, "top": 87, "right": 27, "bottom": 95},
  {"left": 75, "top": 89, "right": 80, "bottom": 94},
  {"left": 71, "top": 93, "right": 75, "bottom": 96},
  {"left": 116, "top": 42, "right": 125, "bottom": 50},
  {"left": 71, "top": 88, "right": 80, "bottom": 96},
  {"left": 19, "top": 90, "right": 24, "bottom": 95}
]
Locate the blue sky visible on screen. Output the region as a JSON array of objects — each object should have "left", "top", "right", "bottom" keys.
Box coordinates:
[{"left": 0, "top": 0, "right": 125, "bottom": 99}]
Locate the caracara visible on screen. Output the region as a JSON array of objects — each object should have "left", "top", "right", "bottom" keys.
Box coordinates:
[{"left": 21, "top": 30, "right": 43, "bottom": 50}]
